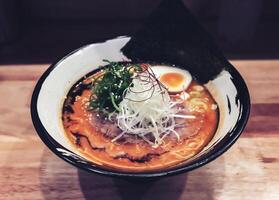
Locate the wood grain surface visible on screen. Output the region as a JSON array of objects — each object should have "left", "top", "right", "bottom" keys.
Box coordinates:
[{"left": 0, "top": 60, "right": 278, "bottom": 200}]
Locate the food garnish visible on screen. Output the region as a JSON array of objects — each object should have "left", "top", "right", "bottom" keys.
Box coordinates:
[
  {"left": 89, "top": 61, "right": 195, "bottom": 147},
  {"left": 89, "top": 60, "right": 141, "bottom": 114}
]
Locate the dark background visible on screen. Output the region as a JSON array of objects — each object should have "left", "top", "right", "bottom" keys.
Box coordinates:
[{"left": 0, "top": 0, "right": 278, "bottom": 64}]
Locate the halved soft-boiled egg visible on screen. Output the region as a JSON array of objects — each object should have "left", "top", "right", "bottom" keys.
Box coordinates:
[{"left": 151, "top": 66, "right": 192, "bottom": 93}]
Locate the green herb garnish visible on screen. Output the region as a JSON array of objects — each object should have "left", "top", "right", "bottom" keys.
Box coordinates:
[{"left": 89, "top": 60, "right": 141, "bottom": 115}]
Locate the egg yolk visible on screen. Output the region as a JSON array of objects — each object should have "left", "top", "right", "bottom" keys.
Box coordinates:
[{"left": 160, "top": 72, "right": 185, "bottom": 89}]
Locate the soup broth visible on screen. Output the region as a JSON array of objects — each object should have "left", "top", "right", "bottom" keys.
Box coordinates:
[{"left": 62, "top": 64, "right": 218, "bottom": 172}]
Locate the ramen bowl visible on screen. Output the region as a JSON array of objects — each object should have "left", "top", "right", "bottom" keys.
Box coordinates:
[{"left": 31, "top": 37, "right": 250, "bottom": 179}]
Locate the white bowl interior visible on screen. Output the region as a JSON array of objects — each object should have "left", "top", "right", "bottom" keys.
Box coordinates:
[{"left": 37, "top": 37, "right": 242, "bottom": 163}]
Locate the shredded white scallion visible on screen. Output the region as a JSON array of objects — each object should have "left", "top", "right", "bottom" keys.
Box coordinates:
[{"left": 111, "top": 70, "right": 195, "bottom": 148}]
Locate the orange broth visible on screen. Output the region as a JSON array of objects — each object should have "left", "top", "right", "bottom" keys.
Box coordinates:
[{"left": 62, "top": 68, "right": 218, "bottom": 172}]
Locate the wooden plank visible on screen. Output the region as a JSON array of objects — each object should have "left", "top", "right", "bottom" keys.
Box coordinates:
[
  {"left": 0, "top": 64, "right": 48, "bottom": 81},
  {"left": 244, "top": 103, "right": 279, "bottom": 135},
  {"left": 1, "top": 60, "right": 279, "bottom": 103},
  {"left": 0, "top": 80, "right": 276, "bottom": 138},
  {"left": 0, "top": 137, "right": 278, "bottom": 200},
  {"left": 0, "top": 81, "right": 36, "bottom": 140},
  {"left": 233, "top": 60, "right": 279, "bottom": 104}
]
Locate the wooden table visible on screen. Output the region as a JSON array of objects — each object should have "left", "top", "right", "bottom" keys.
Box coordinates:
[{"left": 0, "top": 60, "right": 278, "bottom": 200}]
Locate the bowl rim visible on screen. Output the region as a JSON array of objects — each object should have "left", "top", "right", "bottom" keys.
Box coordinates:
[{"left": 31, "top": 41, "right": 250, "bottom": 179}]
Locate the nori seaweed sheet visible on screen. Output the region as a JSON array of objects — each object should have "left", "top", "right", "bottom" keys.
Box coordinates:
[{"left": 121, "top": 0, "right": 230, "bottom": 83}]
